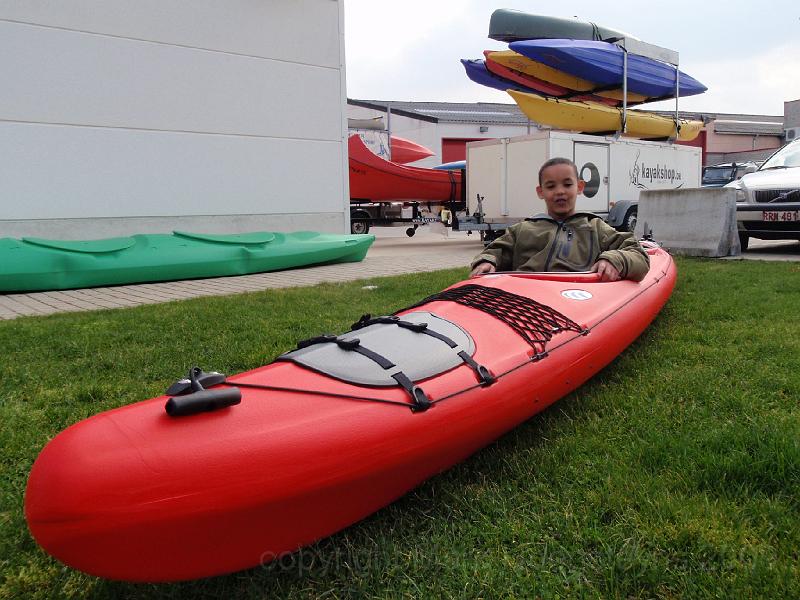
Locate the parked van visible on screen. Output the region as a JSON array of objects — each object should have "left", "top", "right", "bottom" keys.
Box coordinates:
[{"left": 727, "top": 139, "right": 800, "bottom": 250}]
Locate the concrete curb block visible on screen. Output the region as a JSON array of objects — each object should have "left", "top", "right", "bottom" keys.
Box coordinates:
[{"left": 635, "top": 188, "right": 741, "bottom": 257}]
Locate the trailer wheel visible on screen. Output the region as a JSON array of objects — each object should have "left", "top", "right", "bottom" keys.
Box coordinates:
[
  {"left": 622, "top": 208, "right": 638, "bottom": 233},
  {"left": 350, "top": 210, "right": 370, "bottom": 235},
  {"left": 351, "top": 220, "right": 369, "bottom": 235}
]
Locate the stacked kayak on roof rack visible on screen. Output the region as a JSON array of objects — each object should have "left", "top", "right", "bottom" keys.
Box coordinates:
[{"left": 460, "top": 9, "right": 707, "bottom": 140}]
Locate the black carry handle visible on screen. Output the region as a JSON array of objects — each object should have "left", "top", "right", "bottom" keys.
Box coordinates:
[
  {"left": 165, "top": 369, "right": 227, "bottom": 396},
  {"left": 165, "top": 387, "right": 241, "bottom": 417},
  {"left": 165, "top": 366, "right": 241, "bottom": 416}
]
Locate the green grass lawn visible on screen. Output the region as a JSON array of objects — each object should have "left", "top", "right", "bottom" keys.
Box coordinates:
[{"left": 1, "top": 258, "right": 798, "bottom": 599}]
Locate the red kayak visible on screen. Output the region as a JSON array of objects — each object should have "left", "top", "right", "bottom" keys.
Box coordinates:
[
  {"left": 390, "top": 136, "right": 434, "bottom": 164},
  {"left": 348, "top": 135, "right": 462, "bottom": 203},
  {"left": 25, "top": 244, "right": 675, "bottom": 582}
]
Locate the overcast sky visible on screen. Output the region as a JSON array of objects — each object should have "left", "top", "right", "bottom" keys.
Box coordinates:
[{"left": 343, "top": 0, "right": 800, "bottom": 117}]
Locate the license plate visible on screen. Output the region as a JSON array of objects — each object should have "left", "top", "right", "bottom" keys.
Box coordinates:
[{"left": 762, "top": 210, "right": 800, "bottom": 222}]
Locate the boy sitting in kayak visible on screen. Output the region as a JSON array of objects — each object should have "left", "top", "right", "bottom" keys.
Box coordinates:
[{"left": 470, "top": 157, "right": 649, "bottom": 282}]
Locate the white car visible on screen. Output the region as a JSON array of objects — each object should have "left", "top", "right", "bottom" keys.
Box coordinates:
[{"left": 727, "top": 139, "right": 800, "bottom": 250}]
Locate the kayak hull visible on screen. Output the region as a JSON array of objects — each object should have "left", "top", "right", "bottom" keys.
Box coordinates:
[
  {"left": 509, "top": 39, "right": 708, "bottom": 99},
  {"left": 389, "top": 136, "right": 435, "bottom": 164},
  {"left": 26, "top": 247, "right": 676, "bottom": 582},
  {"left": 508, "top": 90, "right": 703, "bottom": 141},
  {"left": 0, "top": 231, "right": 374, "bottom": 293},
  {"left": 488, "top": 9, "right": 638, "bottom": 43},
  {"left": 486, "top": 50, "right": 648, "bottom": 104},
  {"left": 349, "top": 135, "right": 462, "bottom": 203},
  {"left": 460, "top": 58, "right": 539, "bottom": 94},
  {"left": 483, "top": 51, "right": 618, "bottom": 106}
]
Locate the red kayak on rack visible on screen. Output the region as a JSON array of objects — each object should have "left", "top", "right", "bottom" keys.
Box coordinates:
[
  {"left": 389, "top": 136, "right": 435, "bottom": 164},
  {"left": 348, "top": 135, "right": 462, "bottom": 203},
  {"left": 25, "top": 244, "right": 676, "bottom": 582}
]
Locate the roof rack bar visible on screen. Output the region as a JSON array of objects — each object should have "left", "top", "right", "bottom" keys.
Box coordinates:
[
  {"left": 613, "top": 37, "right": 681, "bottom": 140},
  {"left": 617, "top": 38, "right": 679, "bottom": 66}
]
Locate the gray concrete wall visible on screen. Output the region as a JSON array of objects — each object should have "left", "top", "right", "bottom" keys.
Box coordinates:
[{"left": 635, "top": 188, "right": 740, "bottom": 257}]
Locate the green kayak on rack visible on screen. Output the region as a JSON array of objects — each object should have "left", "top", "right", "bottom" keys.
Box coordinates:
[
  {"left": 0, "top": 230, "right": 375, "bottom": 293},
  {"left": 488, "top": 9, "right": 638, "bottom": 43}
]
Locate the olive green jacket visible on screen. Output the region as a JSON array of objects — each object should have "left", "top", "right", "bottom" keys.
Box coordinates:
[{"left": 470, "top": 213, "right": 650, "bottom": 282}]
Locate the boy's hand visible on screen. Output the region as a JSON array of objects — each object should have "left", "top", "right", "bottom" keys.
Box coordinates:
[
  {"left": 592, "top": 259, "right": 621, "bottom": 282},
  {"left": 470, "top": 262, "right": 496, "bottom": 277}
]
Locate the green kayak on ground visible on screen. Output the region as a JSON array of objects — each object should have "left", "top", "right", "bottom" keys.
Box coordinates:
[{"left": 0, "top": 230, "right": 375, "bottom": 293}]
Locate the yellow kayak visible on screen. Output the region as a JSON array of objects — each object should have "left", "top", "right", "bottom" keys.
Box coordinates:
[
  {"left": 508, "top": 90, "right": 703, "bottom": 141},
  {"left": 488, "top": 50, "right": 648, "bottom": 104}
]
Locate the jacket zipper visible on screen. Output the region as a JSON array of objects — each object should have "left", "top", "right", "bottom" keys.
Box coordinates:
[{"left": 543, "top": 223, "right": 563, "bottom": 271}]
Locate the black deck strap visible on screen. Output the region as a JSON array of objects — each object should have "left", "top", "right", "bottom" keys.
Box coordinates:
[
  {"left": 352, "top": 314, "right": 427, "bottom": 333},
  {"left": 403, "top": 284, "right": 584, "bottom": 355},
  {"left": 391, "top": 372, "right": 431, "bottom": 412},
  {"left": 293, "top": 332, "right": 430, "bottom": 411},
  {"left": 298, "top": 333, "right": 395, "bottom": 369},
  {"left": 343, "top": 339, "right": 396, "bottom": 370},
  {"left": 297, "top": 334, "right": 338, "bottom": 349},
  {"left": 456, "top": 350, "right": 495, "bottom": 385},
  {"left": 352, "top": 314, "right": 495, "bottom": 385}
]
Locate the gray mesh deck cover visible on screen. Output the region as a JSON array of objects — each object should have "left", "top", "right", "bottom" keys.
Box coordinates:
[{"left": 280, "top": 311, "right": 476, "bottom": 386}]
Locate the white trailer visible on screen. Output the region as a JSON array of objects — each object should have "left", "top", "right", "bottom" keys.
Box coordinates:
[{"left": 460, "top": 131, "right": 702, "bottom": 239}]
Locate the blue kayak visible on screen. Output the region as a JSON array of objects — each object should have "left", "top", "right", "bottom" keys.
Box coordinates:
[
  {"left": 460, "top": 59, "right": 539, "bottom": 94},
  {"left": 433, "top": 160, "right": 466, "bottom": 171},
  {"left": 508, "top": 39, "right": 707, "bottom": 99}
]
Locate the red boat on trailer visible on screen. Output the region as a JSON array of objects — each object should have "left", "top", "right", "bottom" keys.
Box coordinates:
[{"left": 348, "top": 135, "right": 462, "bottom": 203}]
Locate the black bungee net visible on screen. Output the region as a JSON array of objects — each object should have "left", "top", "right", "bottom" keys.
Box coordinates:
[{"left": 405, "top": 284, "right": 584, "bottom": 357}]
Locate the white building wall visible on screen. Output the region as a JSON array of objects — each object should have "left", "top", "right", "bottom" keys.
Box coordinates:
[{"left": 0, "top": 1, "right": 349, "bottom": 238}]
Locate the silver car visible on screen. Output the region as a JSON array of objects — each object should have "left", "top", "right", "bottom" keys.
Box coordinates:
[{"left": 728, "top": 139, "right": 800, "bottom": 250}]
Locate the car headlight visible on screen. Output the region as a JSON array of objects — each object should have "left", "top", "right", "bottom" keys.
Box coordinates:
[{"left": 736, "top": 188, "right": 747, "bottom": 202}]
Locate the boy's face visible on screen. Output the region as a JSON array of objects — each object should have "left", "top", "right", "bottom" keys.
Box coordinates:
[{"left": 536, "top": 163, "right": 585, "bottom": 220}]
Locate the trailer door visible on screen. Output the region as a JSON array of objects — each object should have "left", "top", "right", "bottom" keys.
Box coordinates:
[{"left": 573, "top": 142, "right": 609, "bottom": 215}]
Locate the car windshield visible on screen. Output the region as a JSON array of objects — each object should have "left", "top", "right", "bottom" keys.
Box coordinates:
[
  {"left": 702, "top": 166, "right": 735, "bottom": 183},
  {"left": 760, "top": 140, "right": 800, "bottom": 170}
]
